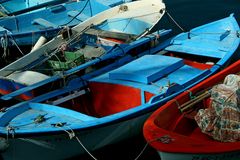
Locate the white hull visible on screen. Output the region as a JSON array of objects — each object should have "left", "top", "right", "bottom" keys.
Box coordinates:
[
  {"left": 1, "top": 113, "right": 151, "bottom": 160},
  {"left": 158, "top": 151, "right": 240, "bottom": 160}
]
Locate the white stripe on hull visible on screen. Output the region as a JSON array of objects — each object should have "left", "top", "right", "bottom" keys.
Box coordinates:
[{"left": 158, "top": 151, "right": 240, "bottom": 160}]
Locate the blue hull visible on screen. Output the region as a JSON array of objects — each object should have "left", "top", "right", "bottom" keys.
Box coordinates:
[
  {"left": 0, "top": 0, "right": 68, "bottom": 15},
  {"left": 0, "top": 0, "right": 113, "bottom": 46}
]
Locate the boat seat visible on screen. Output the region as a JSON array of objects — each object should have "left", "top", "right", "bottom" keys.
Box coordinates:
[
  {"left": 85, "top": 28, "right": 137, "bottom": 43},
  {"left": 109, "top": 55, "right": 184, "bottom": 84},
  {"left": 67, "top": 11, "right": 90, "bottom": 21},
  {"left": 49, "top": 4, "right": 65, "bottom": 13},
  {"left": 166, "top": 29, "right": 232, "bottom": 59},
  {"left": 49, "top": 89, "right": 89, "bottom": 105},
  {"left": 6, "top": 71, "right": 50, "bottom": 86},
  {"left": 32, "top": 18, "right": 58, "bottom": 28}
]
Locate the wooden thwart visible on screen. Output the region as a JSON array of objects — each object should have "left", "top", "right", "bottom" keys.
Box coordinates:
[
  {"left": 179, "top": 91, "right": 211, "bottom": 112},
  {"left": 85, "top": 28, "right": 137, "bottom": 43}
]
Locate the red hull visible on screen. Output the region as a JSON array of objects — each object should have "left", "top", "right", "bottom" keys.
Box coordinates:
[{"left": 143, "top": 59, "right": 240, "bottom": 154}]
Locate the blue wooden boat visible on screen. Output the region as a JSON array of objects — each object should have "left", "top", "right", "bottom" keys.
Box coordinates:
[
  {"left": 0, "top": 0, "right": 69, "bottom": 16},
  {"left": 0, "top": 0, "right": 167, "bottom": 100},
  {"left": 0, "top": 14, "right": 239, "bottom": 160},
  {"left": 0, "top": 0, "right": 121, "bottom": 49}
]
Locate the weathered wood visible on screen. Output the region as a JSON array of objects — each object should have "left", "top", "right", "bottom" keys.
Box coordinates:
[{"left": 85, "top": 28, "right": 137, "bottom": 42}]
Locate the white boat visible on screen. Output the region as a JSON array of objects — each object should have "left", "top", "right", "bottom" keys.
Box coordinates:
[{"left": 0, "top": 0, "right": 166, "bottom": 100}]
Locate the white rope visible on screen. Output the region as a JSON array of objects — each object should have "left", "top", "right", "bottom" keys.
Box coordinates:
[
  {"left": 8, "top": 34, "right": 24, "bottom": 56},
  {"left": 134, "top": 142, "right": 149, "bottom": 160},
  {"left": 54, "top": 123, "right": 98, "bottom": 160},
  {"left": 166, "top": 10, "right": 185, "bottom": 32},
  {"left": 1, "top": 33, "right": 8, "bottom": 58},
  {"left": 134, "top": 136, "right": 174, "bottom": 160},
  {"left": 75, "top": 136, "right": 98, "bottom": 160},
  {"left": 6, "top": 126, "right": 15, "bottom": 140}
]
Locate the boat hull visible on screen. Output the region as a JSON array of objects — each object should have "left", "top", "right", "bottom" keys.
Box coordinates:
[
  {"left": 0, "top": 78, "right": 33, "bottom": 100},
  {"left": 158, "top": 151, "right": 240, "bottom": 160},
  {"left": 0, "top": 112, "right": 151, "bottom": 160},
  {"left": 0, "top": 0, "right": 112, "bottom": 47}
]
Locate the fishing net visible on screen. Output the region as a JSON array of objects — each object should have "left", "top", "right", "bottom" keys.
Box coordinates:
[{"left": 195, "top": 74, "right": 240, "bottom": 142}]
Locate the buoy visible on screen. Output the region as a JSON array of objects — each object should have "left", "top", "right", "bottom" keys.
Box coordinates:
[{"left": 31, "top": 36, "right": 47, "bottom": 52}]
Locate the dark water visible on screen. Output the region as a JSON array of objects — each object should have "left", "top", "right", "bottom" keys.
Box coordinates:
[{"left": 71, "top": 1, "right": 240, "bottom": 160}]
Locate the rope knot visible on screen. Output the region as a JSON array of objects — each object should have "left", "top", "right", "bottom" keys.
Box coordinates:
[
  {"left": 52, "top": 122, "right": 76, "bottom": 139},
  {"left": 6, "top": 125, "right": 15, "bottom": 138},
  {"left": 69, "top": 132, "right": 75, "bottom": 139},
  {"left": 33, "top": 114, "right": 46, "bottom": 124},
  {"left": 186, "top": 90, "right": 196, "bottom": 99},
  {"left": 51, "top": 122, "right": 66, "bottom": 127},
  {"left": 0, "top": 107, "right": 7, "bottom": 112},
  {"left": 157, "top": 135, "right": 174, "bottom": 144},
  {"left": 6, "top": 126, "right": 15, "bottom": 133}
]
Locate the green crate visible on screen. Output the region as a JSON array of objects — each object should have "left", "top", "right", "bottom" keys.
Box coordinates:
[
  {"left": 48, "top": 50, "right": 85, "bottom": 71},
  {"left": 48, "top": 60, "right": 69, "bottom": 70}
]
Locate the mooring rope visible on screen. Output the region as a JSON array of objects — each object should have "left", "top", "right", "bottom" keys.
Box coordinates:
[
  {"left": 165, "top": 10, "right": 185, "bottom": 32},
  {"left": 6, "top": 125, "right": 15, "bottom": 140},
  {"left": 1, "top": 32, "right": 8, "bottom": 58},
  {"left": 8, "top": 33, "right": 24, "bottom": 56},
  {"left": 53, "top": 123, "right": 98, "bottom": 160},
  {"left": 134, "top": 135, "right": 175, "bottom": 160},
  {"left": 134, "top": 142, "right": 149, "bottom": 160}
]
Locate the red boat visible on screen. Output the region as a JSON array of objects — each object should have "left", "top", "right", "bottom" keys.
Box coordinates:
[{"left": 143, "top": 59, "right": 240, "bottom": 160}]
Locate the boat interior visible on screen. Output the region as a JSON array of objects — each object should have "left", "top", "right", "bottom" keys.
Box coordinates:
[
  {"left": 153, "top": 93, "right": 211, "bottom": 138},
  {"left": 5, "top": 27, "right": 139, "bottom": 86},
  {"left": 0, "top": 0, "right": 67, "bottom": 15},
  {"left": 150, "top": 88, "right": 240, "bottom": 154},
  {"left": 42, "top": 47, "right": 219, "bottom": 118},
  {"left": 37, "top": 28, "right": 138, "bottom": 73}
]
